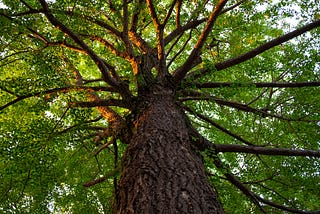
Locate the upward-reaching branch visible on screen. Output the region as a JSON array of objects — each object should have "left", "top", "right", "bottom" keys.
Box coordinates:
[
  {"left": 146, "top": 0, "right": 168, "bottom": 79},
  {"left": 162, "top": 0, "right": 178, "bottom": 27},
  {"left": 37, "top": 0, "right": 134, "bottom": 101},
  {"left": 172, "top": 0, "right": 228, "bottom": 84},
  {"left": 164, "top": 18, "right": 206, "bottom": 46},
  {"left": 175, "top": 0, "right": 182, "bottom": 28},
  {"left": 215, "top": 19, "right": 320, "bottom": 70},
  {"left": 38, "top": 0, "right": 118, "bottom": 87},
  {"left": 185, "top": 19, "right": 320, "bottom": 81},
  {"left": 146, "top": 0, "right": 160, "bottom": 28},
  {"left": 184, "top": 106, "right": 255, "bottom": 146},
  {"left": 64, "top": 57, "right": 131, "bottom": 144},
  {"left": 122, "top": 0, "right": 134, "bottom": 58}
]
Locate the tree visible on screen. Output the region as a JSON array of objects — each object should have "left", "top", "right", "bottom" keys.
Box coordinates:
[{"left": 0, "top": 0, "right": 320, "bottom": 213}]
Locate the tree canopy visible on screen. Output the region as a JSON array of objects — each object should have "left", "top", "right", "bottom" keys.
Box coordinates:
[{"left": 0, "top": 0, "right": 320, "bottom": 213}]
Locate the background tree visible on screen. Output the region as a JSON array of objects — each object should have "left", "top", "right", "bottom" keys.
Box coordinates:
[{"left": 1, "top": 0, "right": 320, "bottom": 213}]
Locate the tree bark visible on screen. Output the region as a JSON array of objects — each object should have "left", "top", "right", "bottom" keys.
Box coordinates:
[{"left": 114, "top": 86, "right": 224, "bottom": 213}]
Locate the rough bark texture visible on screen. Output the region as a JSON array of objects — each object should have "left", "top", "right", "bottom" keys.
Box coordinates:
[{"left": 114, "top": 86, "right": 224, "bottom": 213}]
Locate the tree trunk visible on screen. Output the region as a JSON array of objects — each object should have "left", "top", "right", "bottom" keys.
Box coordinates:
[{"left": 114, "top": 86, "right": 224, "bottom": 213}]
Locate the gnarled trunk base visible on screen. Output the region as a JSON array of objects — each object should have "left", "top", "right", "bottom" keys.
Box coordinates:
[{"left": 115, "top": 89, "right": 224, "bottom": 213}]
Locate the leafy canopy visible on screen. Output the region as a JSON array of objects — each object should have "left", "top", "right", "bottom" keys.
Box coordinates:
[{"left": 0, "top": 0, "right": 320, "bottom": 213}]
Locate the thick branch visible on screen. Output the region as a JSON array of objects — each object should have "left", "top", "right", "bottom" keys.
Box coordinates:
[
  {"left": 215, "top": 19, "right": 320, "bottom": 71},
  {"left": 175, "top": 0, "right": 182, "bottom": 28},
  {"left": 146, "top": 0, "right": 160, "bottom": 27},
  {"left": 146, "top": 0, "right": 168, "bottom": 78},
  {"left": 64, "top": 58, "right": 132, "bottom": 144},
  {"left": 69, "top": 99, "right": 128, "bottom": 109},
  {"left": 0, "top": 86, "right": 114, "bottom": 111},
  {"left": 162, "top": 0, "right": 177, "bottom": 27},
  {"left": 38, "top": 0, "right": 119, "bottom": 88},
  {"left": 214, "top": 144, "right": 320, "bottom": 157},
  {"left": 194, "top": 81, "right": 320, "bottom": 88},
  {"left": 181, "top": 90, "right": 316, "bottom": 122},
  {"left": 189, "top": 126, "right": 320, "bottom": 158},
  {"left": 255, "top": 195, "right": 320, "bottom": 214},
  {"left": 130, "top": 0, "right": 144, "bottom": 32},
  {"left": 172, "top": 0, "right": 228, "bottom": 84},
  {"left": 128, "top": 31, "right": 154, "bottom": 54},
  {"left": 122, "top": 0, "right": 134, "bottom": 57},
  {"left": 164, "top": 18, "right": 206, "bottom": 46}
]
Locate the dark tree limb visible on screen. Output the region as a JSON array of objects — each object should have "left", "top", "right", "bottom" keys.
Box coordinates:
[
  {"left": 211, "top": 155, "right": 320, "bottom": 214},
  {"left": 184, "top": 106, "right": 255, "bottom": 146},
  {"left": 168, "top": 29, "right": 193, "bottom": 69},
  {"left": 162, "top": 0, "right": 178, "bottom": 27},
  {"left": 215, "top": 19, "right": 320, "bottom": 71},
  {"left": 0, "top": 86, "right": 115, "bottom": 111},
  {"left": 212, "top": 155, "right": 267, "bottom": 213},
  {"left": 57, "top": 116, "right": 103, "bottom": 135},
  {"left": 181, "top": 90, "right": 317, "bottom": 122},
  {"left": 220, "top": 0, "right": 247, "bottom": 14},
  {"left": 194, "top": 81, "right": 320, "bottom": 88},
  {"left": 255, "top": 194, "right": 320, "bottom": 214},
  {"left": 94, "top": 136, "right": 116, "bottom": 156},
  {"left": 122, "top": 0, "right": 134, "bottom": 57},
  {"left": 28, "top": 29, "right": 86, "bottom": 54},
  {"left": 83, "top": 167, "right": 120, "bottom": 188},
  {"left": 130, "top": 0, "right": 144, "bottom": 32},
  {"left": 172, "top": 0, "right": 228, "bottom": 84},
  {"left": 83, "top": 35, "right": 128, "bottom": 59},
  {"left": 145, "top": 0, "right": 168, "bottom": 79},
  {"left": 122, "top": 0, "right": 130, "bottom": 37},
  {"left": 214, "top": 144, "right": 320, "bottom": 157},
  {"left": 69, "top": 99, "right": 128, "bottom": 109},
  {"left": 164, "top": 18, "right": 206, "bottom": 46},
  {"left": 38, "top": 0, "right": 120, "bottom": 88},
  {"left": 65, "top": 58, "right": 132, "bottom": 145},
  {"left": 73, "top": 13, "right": 122, "bottom": 38},
  {"left": 47, "top": 41, "right": 87, "bottom": 54},
  {"left": 187, "top": 121, "right": 320, "bottom": 158},
  {"left": 146, "top": 0, "right": 160, "bottom": 27},
  {"left": 186, "top": 19, "right": 320, "bottom": 81}
]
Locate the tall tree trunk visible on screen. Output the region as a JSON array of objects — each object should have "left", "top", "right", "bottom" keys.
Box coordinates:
[{"left": 114, "top": 86, "right": 224, "bottom": 213}]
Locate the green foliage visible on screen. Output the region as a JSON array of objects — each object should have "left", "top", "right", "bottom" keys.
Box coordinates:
[{"left": 0, "top": 0, "right": 319, "bottom": 213}]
